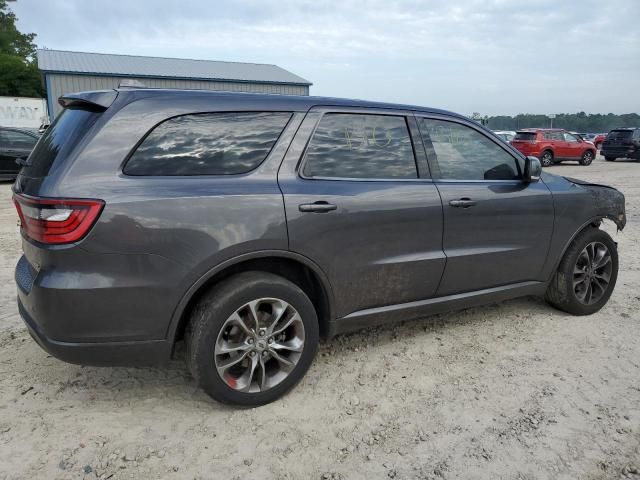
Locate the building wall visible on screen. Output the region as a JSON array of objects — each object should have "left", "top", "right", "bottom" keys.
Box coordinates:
[{"left": 45, "top": 73, "right": 309, "bottom": 119}]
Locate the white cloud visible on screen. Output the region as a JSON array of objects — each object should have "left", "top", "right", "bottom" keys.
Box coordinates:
[{"left": 12, "top": 0, "right": 640, "bottom": 115}]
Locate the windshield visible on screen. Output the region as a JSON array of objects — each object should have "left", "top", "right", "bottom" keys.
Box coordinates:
[{"left": 20, "top": 108, "right": 101, "bottom": 178}]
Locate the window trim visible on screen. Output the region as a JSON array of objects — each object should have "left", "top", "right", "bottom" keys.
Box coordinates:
[
  {"left": 297, "top": 109, "right": 425, "bottom": 183},
  {"left": 120, "top": 111, "right": 294, "bottom": 178},
  {"left": 415, "top": 113, "right": 525, "bottom": 183}
]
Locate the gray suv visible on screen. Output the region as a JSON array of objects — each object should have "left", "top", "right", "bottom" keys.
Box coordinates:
[{"left": 13, "top": 89, "right": 626, "bottom": 406}]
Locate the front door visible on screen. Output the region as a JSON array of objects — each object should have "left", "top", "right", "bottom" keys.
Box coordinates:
[
  {"left": 563, "top": 132, "right": 583, "bottom": 159},
  {"left": 0, "top": 129, "right": 37, "bottom": 175},
  {"left": 416, "top": 116, "right": 554, "bottom": 296},
  {"left": 278, "top": 109, "right": 446, "bottom": 318}
]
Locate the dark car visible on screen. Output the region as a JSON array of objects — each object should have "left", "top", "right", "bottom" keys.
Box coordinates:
[
  {"left": 601, "top": 128, "right": 640, "bottom": 162},
  {"left": 510, "top": 129, "right": 596, "bottom": 166},
  {"left": 13, "top": 89, "right": 626, "bottom": 406},
  {"left": 0, "top": 126, "right": 40, "bottom": 180}
]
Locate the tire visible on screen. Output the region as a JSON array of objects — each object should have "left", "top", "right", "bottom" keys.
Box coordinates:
[
  {"left": 580, "top": 150, "right": 594, "bottom": 166},
  {"left": 186, "top": 271, "right": 319, "bottom": 406},
  {"left": 545, "top": 228, "right": 618, "bottom": 316},
  {"left": 540, "top": 150, "right": 554, "bottom": 167},
  {"left": 605, "top": 156, "right": 616, "bottom": 162}
]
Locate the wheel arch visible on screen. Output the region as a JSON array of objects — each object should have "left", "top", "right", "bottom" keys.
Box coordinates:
[
  {"left": 547, "top": 216, "right": 616, "bottom": 281},
  {"left": 167, "top": 250, "right": 335, "bottom": 354}
]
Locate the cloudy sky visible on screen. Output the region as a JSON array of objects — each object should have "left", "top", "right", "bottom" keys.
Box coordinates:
[{"left": 12, "top": 0, "right": 640, "bottom": 115}]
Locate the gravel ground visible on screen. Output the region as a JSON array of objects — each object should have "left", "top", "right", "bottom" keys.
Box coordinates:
[{"left": 0, "top": 156, "right": 639, "bottom": 480}]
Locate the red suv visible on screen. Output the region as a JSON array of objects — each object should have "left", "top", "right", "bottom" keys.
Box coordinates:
[{"left": 510, "top": 129, "right": 596, "bottom": 167}]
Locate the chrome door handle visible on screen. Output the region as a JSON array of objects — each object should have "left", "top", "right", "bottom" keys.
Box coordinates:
[
  {"left": 449, "top": 198, "right": 476, "bottom": 208},
  {"left": 298, "top": 202, "right": 337, "bottom": 213}
]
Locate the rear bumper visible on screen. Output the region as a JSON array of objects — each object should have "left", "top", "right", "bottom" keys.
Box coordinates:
[
  {"left": 601, "top": 147, "right": 639, "bottom": 159},
  {"left": 18, "top": 297, "right": 171, "bottom": 366}
]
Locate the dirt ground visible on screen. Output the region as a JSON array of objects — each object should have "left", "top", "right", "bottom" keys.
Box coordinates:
[{"left": 0, "top": 156, "right": 638, "bottom": 480}]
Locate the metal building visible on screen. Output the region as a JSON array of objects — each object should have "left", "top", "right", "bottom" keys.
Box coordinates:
[{"left": 37, "top": 49, "right": 312, "bottom": 120}]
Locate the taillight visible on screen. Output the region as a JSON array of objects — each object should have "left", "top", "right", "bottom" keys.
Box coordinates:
[{"left": 13, "top": 194, "right": 104, "bottom": 245}]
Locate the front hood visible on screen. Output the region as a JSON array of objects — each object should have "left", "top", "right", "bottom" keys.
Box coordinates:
[{"left": 562, "top": 176, "right": 619, "bottom": 190}]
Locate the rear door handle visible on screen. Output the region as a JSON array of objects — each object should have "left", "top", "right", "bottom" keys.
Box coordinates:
[
  {"left": 449, "top": 198, "right": 476, "bottom": 208},
  {"left": 298, "top": 202, "right": 337, "bottom": 213}
]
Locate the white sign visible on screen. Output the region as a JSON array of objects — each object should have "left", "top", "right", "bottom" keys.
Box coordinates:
[{"left": 0, "top": 97, "right": 48, "bottom": 128}]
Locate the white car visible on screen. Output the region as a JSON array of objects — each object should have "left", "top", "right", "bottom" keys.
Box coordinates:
[{"left": 492, "top": 130, "right": 516, "bottom": 142}]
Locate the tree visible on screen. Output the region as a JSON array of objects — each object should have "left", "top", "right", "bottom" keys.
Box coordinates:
[{"left": 0, "top": 0, "right": 44, "bottom": 97}]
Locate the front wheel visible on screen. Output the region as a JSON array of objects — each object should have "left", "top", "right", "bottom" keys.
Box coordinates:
[
  {"left": 580, "top": 150, "right": 594, "bottom": 166},
  {"left": 186, "top": 271, "right": 319, "bottom": 406},
  {"left": 545, "top": 228, "right": 618, "bottom": 315},
  {"left": 540, "top": 150, "right": 554, "bottom": 167}
]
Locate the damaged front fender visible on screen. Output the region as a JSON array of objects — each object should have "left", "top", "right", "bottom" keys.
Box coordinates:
[{"left": 564, "top": 176, "right": 626, "bottom": 231}]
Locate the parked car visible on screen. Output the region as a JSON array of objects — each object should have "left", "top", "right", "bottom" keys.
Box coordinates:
[
  {"left": 592, "top": 133, "right": 606, "bottom": 150},
  {"left": 510, "top": 128, "right": 596, "bottom": 167},
  {"left": 601, "top": 128, "right": 640, "bottom": 162},
  {"left": 0, "top": 126, "right": 40, "bottom": 180},
  {"left": 13, "top": 89, "right": 626, "bottom": 406},
  {"left": 492, "top": 130, "right": 516, "bottom": 142}
]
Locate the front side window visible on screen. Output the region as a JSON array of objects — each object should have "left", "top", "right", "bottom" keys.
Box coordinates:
[
  {"left": 0, "top": 130, "right": 37, "bottom": 149},
  {"left": 302, "top": 113, "right": 418, "bottom": 179},
  {"left": 124, "top": 112, "right": 291, "bottom": 176},
  {"left": 564, "top": 132, "right": 579, "bottom": 142},
  {"left": 419, "top": 118, "right": 520, "bottom": 181}
]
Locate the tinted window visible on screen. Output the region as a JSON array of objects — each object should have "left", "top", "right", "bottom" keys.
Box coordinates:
[
  {"left": 0, "top": 130, "right": 37, "bottom": 149},
  {"left": 302, "top": 113, "right": 417, "bottom": 179},
  {"left": 125, "top": 112, "right": 292, "bottom": 176},
  {"left": 419, "top": 118, "right": 520, "bottom": 181},
  {"left": 22, "top": 108, "right": 101, "bottom": 178},
  {"left": 607, "top": 130, "right": 633, "bottom": 141},
  {"left": 514, "top": 132, "right": 537, "bottom": 141}
]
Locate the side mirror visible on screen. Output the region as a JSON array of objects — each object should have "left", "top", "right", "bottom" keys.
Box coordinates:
[{"left": 523, "top": 156, "right": 542, "bottom": 183}]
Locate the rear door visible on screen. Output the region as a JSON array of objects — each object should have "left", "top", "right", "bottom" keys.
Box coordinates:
[
  {"left": 278, "top": 108, "right": 445, "bottom": 318},
  {"left": 416, "top": 115, "right": 554, "bottom": 296},
  {"left": 0, "top": 129, "right": 37, "bottom": 175}
]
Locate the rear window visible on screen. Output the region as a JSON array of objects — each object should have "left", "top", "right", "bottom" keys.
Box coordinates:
[
  {"left": 21, "top": 108, "right": 100, "bottom": 178},
  {"left": 606, "top": 130, "right": 633, "bottom": 141},
  {"left": 124, "top": 112, "right": 291, "bottom": 176},
  {"left": 513, "top": 132, "right": 537, "bottom": 141}
]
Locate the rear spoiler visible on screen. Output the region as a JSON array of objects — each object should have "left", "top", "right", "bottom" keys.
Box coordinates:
[{"left": 58, "top": 90, "right": 118, "bottom": 111}]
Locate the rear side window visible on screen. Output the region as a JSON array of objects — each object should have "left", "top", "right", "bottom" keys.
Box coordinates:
[
  {"left": 514, "top": 132, "right": 537, "bottom": 141},
  {"left": 124, "top": 112, "right": 291, "bottom": 176},
  {"left": 302, "top": 113, "right": 417, "bottom": 179},
  {"left": 21, "top": 108, "right": 100, "bottom": 178}
]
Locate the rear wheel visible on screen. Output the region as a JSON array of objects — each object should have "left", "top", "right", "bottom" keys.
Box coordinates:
[
  {"left": 580, "top": 150, "right": 594, "bottom": 166},
  {"left": 605, "top": 156, "right": 616, "bottom": 162},
  {"left": 186, "top": 271, "right": 319, "bottom": 406},
  {"left": 545, "top": 228, "right": 618, "bottom": 315},
  {"left": 540, "top": 150, "right": 554, "bottom": 167}
]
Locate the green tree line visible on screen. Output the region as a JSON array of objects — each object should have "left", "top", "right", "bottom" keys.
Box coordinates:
[
  {"left": 487, "top": 112, "right": 639, "bottom": 133},
  {"left": 0, "top": 0, "right": 44, "bottom": 97}
]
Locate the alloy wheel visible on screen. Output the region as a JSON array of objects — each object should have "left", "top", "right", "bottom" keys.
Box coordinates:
[
  {"left": 582, "top": 151, "right": 594, "bottom": 165},
  {"left": 573, "top": 241, "right": 612, "bottom": 305},
  {"left": 214, "top": 298, "right": 305, "bottom": 393},
  {"left": 541, "top": 152, "right": 553, "bottom": 166}
]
